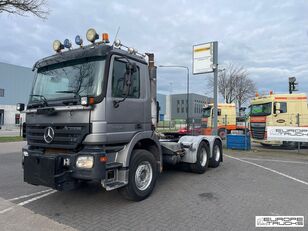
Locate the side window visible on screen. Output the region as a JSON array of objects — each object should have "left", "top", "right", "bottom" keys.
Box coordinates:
[
  {"left": 212, "top": 109, "right": 221, "bottom": 116},
  {"left": 112, "top": 60, "right": 140, "bottom": 98},
  {"left": 280, "top": 102, "right": 287, "bottom": 113}
]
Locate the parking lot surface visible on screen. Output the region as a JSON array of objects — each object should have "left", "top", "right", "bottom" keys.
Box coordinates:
[{"left": 0, "top": 142, "right": 307, "bottom": 231}]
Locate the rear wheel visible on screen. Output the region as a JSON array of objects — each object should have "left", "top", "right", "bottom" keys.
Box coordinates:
[
  {"left": 118, "top": 149, "right": 157, "bottom": 201},
  {"left": 209, "top": 140, "right": 222, "bottom": 168},
  {"left": 190, "top": 141, "right": 210, "bottom": 174},
  {"left": 282, "top": 141, "right": 298, "bottom": 149},
  {"left": 261, "top": 143, "right": 272, "bottom": 148}
]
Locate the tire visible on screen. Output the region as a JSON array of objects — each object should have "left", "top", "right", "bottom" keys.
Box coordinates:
[
  {"left": 261, "top": 143, "right": 272, "bottom": 148},
  {"left": 218, "top": 128, "right": 227, "bottom": 140},
  {"left": 209, "top": 140, "right": 222, "bottom": 168},
  {"left": 190, "top": 141, "right": 210, "bottom": 174},
  {"left": 118, "top": 149, "right": 157, "bottom": 201},
  {"left": 282, "top": 141, "right": 298, "bottom": 149}
]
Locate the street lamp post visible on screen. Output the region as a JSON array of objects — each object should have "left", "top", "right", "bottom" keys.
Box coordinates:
[{"left": 159, "top": 65, "right": 190, "bottom": 132}]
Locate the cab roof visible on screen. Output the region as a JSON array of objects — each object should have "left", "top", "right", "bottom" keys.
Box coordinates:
[
  {"left": 33, "top": 44, "right": 147, "bottom": 70},
  {"left": 252, "top": 93, "right": 307, "bottom": 104}
]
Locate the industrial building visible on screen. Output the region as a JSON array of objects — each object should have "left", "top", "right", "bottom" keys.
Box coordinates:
[
  {"left": 158, "top": 93, "right": 212, "bottom": 123},
  {"left": 0, "top": 62, "right": 33, "bottom": 130}
]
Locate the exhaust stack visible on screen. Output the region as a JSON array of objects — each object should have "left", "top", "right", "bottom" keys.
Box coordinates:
[{"left": 146, "top": 53, "right": 157, "bottom": 129}]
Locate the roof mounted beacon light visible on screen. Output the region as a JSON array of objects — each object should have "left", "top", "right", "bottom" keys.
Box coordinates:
[{"left": 102, "top": 33, "right": 110, "bottom": 43}]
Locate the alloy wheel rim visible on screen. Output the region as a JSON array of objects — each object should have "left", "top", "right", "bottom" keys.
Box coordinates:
[{"left": 135, "top": 161, "right": 153, "bottom": 191}]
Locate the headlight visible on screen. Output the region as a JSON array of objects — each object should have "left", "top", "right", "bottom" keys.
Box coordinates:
[
  {"left": 76, "top": 156, "right": 94, "bottom": 169},
  {"left": 23, "top": 151, "right": 29, "bottom": 157}
]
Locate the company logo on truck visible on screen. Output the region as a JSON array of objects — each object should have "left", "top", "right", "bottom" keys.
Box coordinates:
[{"left": 43, "top": 127, "right": 55, "bottom": 143}]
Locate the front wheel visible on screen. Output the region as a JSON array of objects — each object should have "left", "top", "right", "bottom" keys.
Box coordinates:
[
  {"left": 190, "top": 141, "right": 210, "bottom": 174},
  {"left": 118, "top": 149, "right": 157, "bottom": 201}
]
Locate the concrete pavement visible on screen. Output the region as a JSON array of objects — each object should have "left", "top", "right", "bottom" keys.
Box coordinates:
[{"left": 0, "top": 142, "right": 307, "bottom": 230}]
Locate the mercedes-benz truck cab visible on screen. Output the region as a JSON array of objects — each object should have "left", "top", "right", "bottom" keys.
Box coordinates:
[{"left": 17, "top": 28, "right": 223, "bottom": 201}]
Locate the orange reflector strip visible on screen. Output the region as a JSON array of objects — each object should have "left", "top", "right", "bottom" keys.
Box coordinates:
[
  {"left": 100, "top": 156, "right": 108, "bottom": 163},
  {"left": 275, "top": 96, "right": 307, "bottom": 100}
]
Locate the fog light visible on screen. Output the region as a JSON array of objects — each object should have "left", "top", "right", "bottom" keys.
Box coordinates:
[
  {"left": 75, "top": 35, "right": 83, "bottom": 46},
  {"left": 63, "top": 39, "right": 72, "bottom": 49},
  {"left": 53, "top": 40, "right": 64, "bottom": 52},
  {"left": 76, "top": 156, "right": 94, "bottom": 169},
  {"left": 86, "top": 28, "right": 99, "bottom": 43}
]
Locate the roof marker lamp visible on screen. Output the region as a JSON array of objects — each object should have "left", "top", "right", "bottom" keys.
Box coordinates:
[
  {"left": 53, "top": 40, "right": 64, "bottom": 52},
  {"left": 86, "top": 28, "right": 99, "bottom": 43},
  {"left": 63, "top": 39, "right": 72, "bottom": 49},
  {"left": 75, "top": 35, "right": 83, "bottom": 46}
]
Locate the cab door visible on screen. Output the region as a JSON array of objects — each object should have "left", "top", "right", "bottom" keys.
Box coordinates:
[{"left": 104, "top": 55, "right": 146, "bottom": 143}]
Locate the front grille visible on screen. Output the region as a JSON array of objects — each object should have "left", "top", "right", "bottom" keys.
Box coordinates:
[
  {"left": 251, "top": 126, "right": 266, "bottom": 139},
  {"left": 26, "top": 124, "right": 90, "bottom": 149}
]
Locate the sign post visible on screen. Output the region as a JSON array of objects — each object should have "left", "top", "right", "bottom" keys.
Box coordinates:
[{"left": 193, "top": 41, "right": 218, "bottom": 135}]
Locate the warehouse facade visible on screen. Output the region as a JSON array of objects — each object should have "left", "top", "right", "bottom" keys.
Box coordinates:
[
  {"left": 158, "top": 93, "right": 212, "bottom": 122},
  {"left": 0, "top": 62, "right": 34, "bottom": 129}
]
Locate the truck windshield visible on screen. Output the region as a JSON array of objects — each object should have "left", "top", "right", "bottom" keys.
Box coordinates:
[
  {"left": 202, "top": 108, "right": 212, "bottom": 117},
  {"left": 250, "top": 102, "right": 272, "bottom": 116},
  {"left": 29, "top": 57, "right": 105, "bottom": 106}
]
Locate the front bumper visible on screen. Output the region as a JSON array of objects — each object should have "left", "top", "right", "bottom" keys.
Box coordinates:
[{"left": 22, "top": 146, "right": 106, "bottom": 191}]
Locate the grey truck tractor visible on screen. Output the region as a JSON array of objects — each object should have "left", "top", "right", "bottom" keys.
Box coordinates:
[{"left": 17, "top": 28, "right": 223, "bottom": 201}]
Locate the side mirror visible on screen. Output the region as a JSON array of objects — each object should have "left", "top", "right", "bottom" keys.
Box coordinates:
[
  {"left": 16, "top": 103, "right": 25, "bottom": 112},
  {"left": 122, "top": 62, "right": 137, "bottom": 96}
]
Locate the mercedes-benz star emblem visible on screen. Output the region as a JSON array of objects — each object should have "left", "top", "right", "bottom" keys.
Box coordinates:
[{"left": 43, "top": 127, "right": 55, "bottom": 143}]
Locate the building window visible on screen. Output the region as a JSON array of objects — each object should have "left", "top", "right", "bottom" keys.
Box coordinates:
[
  {"left": 177, "top": 100, "right": 180, "bottom": 105},
  {"left": 181, "top": 100, "right": 184, "bottom": 105},
  {"left": 0, "top": 109, "right": 4, "bottom": 125},
  {"left": 181, "top": 107, "right": 184, "bottom": 113},
  {"left": 280, "top": 102, "right": 287, "bottom": 113},
  {"left": 0, "top": 88, "right": 4, "bottom": 97}
]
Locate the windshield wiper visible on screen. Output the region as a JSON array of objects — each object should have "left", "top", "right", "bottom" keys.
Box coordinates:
[
  {"left": 56, "top": 90, "right": 77, "bottom": 94},
  {"left": 30, "top": 94, "right": 49, "bottom": 107},
  {"left": 56, "top": 91, "right": 81, "bottom": 105},
  {"left": 56, "top": 90, "right": 81, "bottom": 98}
]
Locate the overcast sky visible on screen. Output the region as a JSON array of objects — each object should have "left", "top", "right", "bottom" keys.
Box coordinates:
[{"left": 0, "top": 0, "right": 307, "bottom": 99}]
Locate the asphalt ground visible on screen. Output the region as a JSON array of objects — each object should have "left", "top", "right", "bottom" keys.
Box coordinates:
[{"left": 0, "top": 142, "right": 307, "bottom": 231}]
